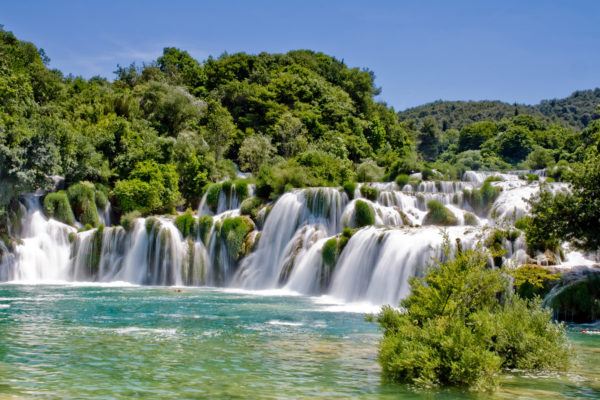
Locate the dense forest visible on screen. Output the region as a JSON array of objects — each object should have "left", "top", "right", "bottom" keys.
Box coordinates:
[
  {"left": 399, "top": 89, "right": 600, "bottom": 130},
  {"left": 1, "top": 26, "right": 599, "bottom": 239}
]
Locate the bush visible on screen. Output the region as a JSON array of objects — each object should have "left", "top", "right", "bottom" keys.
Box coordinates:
[
  {"left": 204, "top": 183, "right": 222, "bottom": 212},
  {"left": 510, "top": 265, "right": 560, "bottom": 300},
  {"left": 43, "top": 191, "right": 75, "bottom": 225},
  {"left": 394, "top": 174, "right": 410, "bottom": 188},
  {"left": 113, "top": 161, "right": 181, "bottom": 215},
  {"left": 423, "top": 200, "right": 457, "bottom": 226},
  {"left": 120, "top": 210, "right": 141, "bottom": 231},
  {"left": 220, "top": 216, "right": 255, "bottom": 261},
  {"left": 372, "top": 248, "right": 568, "bottom": 390},
  {"left": 359, "top": 185, "right": 379, "bottom": 201},
  {"left": 67, "top": 181, "right": 100, "bottom": 227},
  {"left": 354, "top": 200, "right": 375, "bottom": 228},
  {"left": 174, "top": 209, "right": 196, "bottom": 238},
  {"left": 240, "top": 196, "right": 263, "bottom": 221},
  {"left": 113, "top": 179, "right": 160, "bottom": 215},
  {"left": 421, "top": 168, "right": 435, "bottom": 181},
  {"left": 233, "top": 179, "right": 249, "bottom": 200}
]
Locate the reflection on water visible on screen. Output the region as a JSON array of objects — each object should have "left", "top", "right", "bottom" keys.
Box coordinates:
[{"left": 0, "top": 284, "right": 597, "bottom": 399}]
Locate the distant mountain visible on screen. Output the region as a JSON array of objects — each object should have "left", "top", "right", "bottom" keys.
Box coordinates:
[{"left": 399, "top": 88, "right": 600, "bottom": 130}]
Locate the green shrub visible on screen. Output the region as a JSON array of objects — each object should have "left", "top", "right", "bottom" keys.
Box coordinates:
[
  {"left": 43, "top": 191, "right": 75, "bottom": 225},
  {"left": 220, "top": 216, "right": 255, "bottom": 261},
  {"left": 233, "top": 179, "right": 249, "bottom": 200},
  {"left": 95, "top": 189, "right": 108, "bottom": 209},
  {"left": 120, "top": 210, "right": 141, "bottom": 231},
  {"left": 354, "top": 200, "right": 375, "bottom": 228},
  {"left": 342, "top": 181, "right": 356, "bottom": 200},
  {"left": 67, "top": 181, "right": 100, "bottom": 227},
  {"left": 372, "top": 248, "right": 568, "bottom": 390},
  {"left": 421, "top": 168, "right": 434, "bottom": 181},
  {"left": 204, "top": 183, "right": 222, "bottom": 212},
  {"left": 113, "top": 179, "right": 160, "bottom": 215},
  {"left": 423, "top": 200, "right": 457, "bottom": 226},
  {"left": 174, "top": 209, "right": 196, "bottom": 238},
  {"left": 240, "top": 196, "right": 263, "bottom": 221},
  {"left": 359, "top": 185, "right": 379, "bottom": 201},
  {"left": 394, "top": 174, "right": 410, "bottom": 188},
  {"left": 113, "top": 161, "right": 181, "bottom": 215},
  {"left": 510, "top": 265, "right": 560, "bottom": 300}
]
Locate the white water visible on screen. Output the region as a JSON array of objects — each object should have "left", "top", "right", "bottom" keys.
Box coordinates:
[{"left": 2, "top": 172, "right": 594, "bottom": 307}]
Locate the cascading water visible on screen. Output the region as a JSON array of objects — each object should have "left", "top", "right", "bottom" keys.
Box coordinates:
[{"left": 1, "top": 172, "right": 592, "bottom": 307}]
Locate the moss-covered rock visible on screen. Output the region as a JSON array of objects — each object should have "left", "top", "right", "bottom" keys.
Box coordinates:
[
  {"left": 423, "top": 200, "right": 457, "bottom": 226},
  {"left": 197, "top": 215, "right": 213, "bottom": 245},
  {"left": 342, "top": 181, "right": 356, "bottom": 199},
  {"left": 174, "top": 209, "right": 197, "bottom": 238},
  {"left": 43, "top": 191, "right": 76, "bottom": 225},
  {"left": 322, "top": 238, "right": 338, "bottom": 268},
  {"left": 220, "top": 216, "right": 255, "bottom": 261},
  {"left": 464, "top": 212, "right": 478, "bottom": 226},
  {"left": 67, "top": 181, "right": 100, "bottom": 227},
  {"left": 354, "top": 200, "right": 375, "bottom": 228}
]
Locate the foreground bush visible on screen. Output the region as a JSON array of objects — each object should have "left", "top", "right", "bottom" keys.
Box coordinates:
[{"left": 372, "top": 248, "right": 568, "bottom": 390}]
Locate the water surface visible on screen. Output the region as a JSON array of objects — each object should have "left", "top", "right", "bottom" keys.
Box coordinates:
[{"left": 0, "top": 284, "right": 597, "bottom": 399}]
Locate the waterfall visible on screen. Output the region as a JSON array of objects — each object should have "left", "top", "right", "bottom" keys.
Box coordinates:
[
  {"left": 233, "top": 188, "right": 346, "bottom": 289},
  {"left": 1, "top": 172, "right": 593, "bottom": 308},
  {"left": 10, "top": 196, "right": 75, "bottom": 282}
]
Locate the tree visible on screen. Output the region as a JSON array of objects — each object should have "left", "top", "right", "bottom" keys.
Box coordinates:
[
  {"left": 202, "top": 100, "right": 237, "bottom": 161},
  {"left": 238, "top": 134, "right": 275, "bottom": 173},
  {"left": 417, "top": 117, "right": 441, "bottom": 161}
]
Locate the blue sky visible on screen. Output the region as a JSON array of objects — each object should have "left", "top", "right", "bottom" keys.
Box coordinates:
[{"left": 2, "top": 0, "right": 599, "bottom": 110}]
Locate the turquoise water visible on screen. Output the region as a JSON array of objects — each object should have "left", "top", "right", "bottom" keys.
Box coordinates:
[{"left": 0, "top": 284, "right": 598, "bottom": 399}]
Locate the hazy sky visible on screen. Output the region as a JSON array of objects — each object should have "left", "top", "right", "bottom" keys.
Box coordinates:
[{"left": 3, "top": 0, "right": 599, "bottom": 110}]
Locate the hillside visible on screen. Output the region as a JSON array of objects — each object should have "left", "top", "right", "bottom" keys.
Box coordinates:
[{"left": 399, "top": 89, "right": 600, "bottom": 130}]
